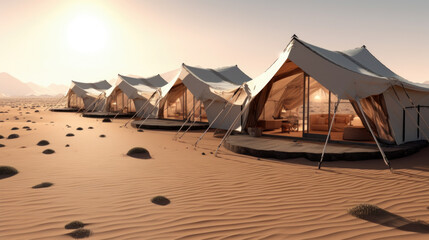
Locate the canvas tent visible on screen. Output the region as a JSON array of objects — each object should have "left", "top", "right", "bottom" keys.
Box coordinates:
[
  {"left": 120, "top": 64, "right": 251, "bottom": 130},
  {"left": 238, "top": 36, "right": 429, "bottom": 148},
  {"left": 66, "top": 80, "right": 112, "bottom": 111},
  {"left": 171, "top": 64, "right": 251, "bottom": 130},
  {"left": 105, "top": 69, "right": 181, "bottom": 118}
]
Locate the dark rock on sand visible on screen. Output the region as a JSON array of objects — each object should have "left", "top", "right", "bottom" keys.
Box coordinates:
[
  {"left": 127, "top": 147, "right": 151, "bottom": 159},
  {"left": 0, "top": 166, "right": 18, "bottom": 179},
  {"left": 42, "top": 149, "right": 55, "bottom": 154},
  {"left": 65, "top": 221, "right": 86, "bottom": 229},
  {"left": 37, "top": 140, "right": 50, "bottom": 146},
  {"left": 151, "top": 196, "right": 170, "bottom": 206},
  {"left": 7, "top": 134, "right": 19, "bottom": 139},
  {"left": 32, "top": 182, "right": 53, "bottom": 189},
  {"left": 67, "top": 229, "right": 91, "bottom": 239}
]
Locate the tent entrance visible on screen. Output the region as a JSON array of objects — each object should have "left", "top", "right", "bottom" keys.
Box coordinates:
[
  {"left": 257, "top": 72, "right": 373, "bottom": 143},
  {"left": 108, "top": 89, "right": 136, "bottom": 113},
  {"left": 67, "top": 91, "right": 84, "bottom": 109},
  {"left": 160, "top": 85, "right": 208, "bottom": 122}
]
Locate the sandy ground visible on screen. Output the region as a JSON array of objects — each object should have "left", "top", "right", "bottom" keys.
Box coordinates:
[{"left": 1, "top": 99, "right": 429, "bottom": 240}]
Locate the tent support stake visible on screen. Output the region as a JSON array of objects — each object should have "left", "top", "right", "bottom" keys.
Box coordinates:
[
  {"left": 174, "top": 99, "right": 205, "bottom": 140},
  {"left": 318, "top": 98, "right": 340, "bottom": 169},
  {"left": 194, "top": 87, "right": 243, "bottom": 148},
  {"left": 178, "top": 99, "right": 216, "bottom": 140},
  {"left": 136, "top": 94, "right": 163, "bottom": 126},
  {"left": 213, "top": 90, "right": 244, "bottom": 136},
  {"left": 356, "top": 98, "right": 392, "bottom": 172},
  {"left": 124, "top": 92, "right": 157, "bottom": 127},
  {"left": 79, "top": 92, "right": 104, "bottom": 114},
  {"left": 46, "top": 94, "right": 66, "bottom": 111},
  {"left": 214, "top": 96, "right": 251, "bottom": 156}
]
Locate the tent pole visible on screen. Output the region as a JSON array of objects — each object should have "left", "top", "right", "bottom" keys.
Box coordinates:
[
  {"left": 388, "top": 86, "right": 429, "bottom": 142},
  {"left": 214, "top": 96, "right": 251, "bottom": 156},
  {"left": 213, "top": 90, "right": 244, "bottom": 136},
  {"left": 318, "top": 98, "right": 340, "bottom": 169},
  {"left": 45, "top": 94, "right": 66, "bottom": 111},
  {"left": 113, "top": 107, "right": 124, "bottom": 119},
  {"left": 81, "top": 93, "right": 103, "bottom": 114},
  {"left": 178, "top": 99, "right": 217, "bottom": 140},
  {"left": 77, "top": 93, "right": 102, "bottom": 115},
  {"left": 136, "top": 96, "right": 163, "bottom": 125},
  {"left": 356, "top": 98, "right": 392, "bottom": 172},
  {"left": 173, "top": 99, "right": 204, "bottom": 140},
  {"left": 124, "top": 92, "right": 157, "bottom": 127},
  {"left": 94, "top": 93, "right": 107, "bottom": 113},
  {"left": 194, "top": 87, "right": 243, "bottom": 148},
  {"left": 398, "top": 83, "right": 429, "bottom": 139},
  {"left": 177, "top": 101, "right": 204, "bottom": 139},
  {"left": 90, "top": 97, "right": 102, "bottom": 112}
]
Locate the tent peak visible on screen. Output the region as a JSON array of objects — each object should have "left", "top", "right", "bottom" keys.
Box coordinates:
[
  {"left": 292, "top": 34, "right": 298, "bottom": 39},
  {"left": 362, "top": 45, "right": 366, "bottom": 49}
]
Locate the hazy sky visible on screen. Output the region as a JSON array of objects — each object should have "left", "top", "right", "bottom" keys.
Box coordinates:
[{"left": 1, "top": 0, "right": 428, "bottom": 86}]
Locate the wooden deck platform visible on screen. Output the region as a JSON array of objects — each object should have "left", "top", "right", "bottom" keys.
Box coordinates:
[
  {"left": 131, "top": 118, "right": 209, "bottom": 130},
  {"left": 224, "top": 134, "right": 427, "bottom": 161},
  {"left": 82, "top": 112, "right": 135, "bottom": 119},
  {"left": 49, "top": 108, "right": 79, "bottom": 112}
]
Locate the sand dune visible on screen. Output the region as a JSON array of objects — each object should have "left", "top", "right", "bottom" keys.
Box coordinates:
[{"left": 1, "top": 99, "right": 429, "bottom": 239}]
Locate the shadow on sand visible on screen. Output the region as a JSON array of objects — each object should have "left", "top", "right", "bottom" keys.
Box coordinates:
[{"left": 350, "top": 204, "right": 429, "bottom": 233}]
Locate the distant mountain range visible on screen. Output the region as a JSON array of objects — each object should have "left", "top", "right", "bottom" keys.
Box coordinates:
[{"left": 0, "top": 72, "right": 68, "bottom": 97}]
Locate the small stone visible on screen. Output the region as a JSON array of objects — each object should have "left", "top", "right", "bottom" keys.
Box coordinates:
[
  {"left": 37, "top": 140, "right": 50, "bottom": 146},
  {"left": 151, "top": 196, "right": 170, "bottom": 206},
  {"left": 7, "top": 134, "right": 19, "bottom": 139},
  {"left": 67, "top": 229, "right": 91, "bottom": 239},
  {"left": 42, "top": 149, "right": 55, "bottom": 154},
  {"left": 65, "top": 221, "right": 85, "bottom": 229},
  {"left": 32, "top": 182, "right": 53, "bottom": 189}
]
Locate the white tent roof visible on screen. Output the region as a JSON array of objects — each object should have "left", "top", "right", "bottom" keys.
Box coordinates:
[
  {"left": 113, "top": 69, "right": 181, "bottom": 100},
  {"left": 181, "top": 64, "right": 251, "bottom": 104},
  {"left": 69, "top": 80, "right": 112, "bottom": 98},
  {"left": 246, "top": 37, "right": 429, "bottom": 101}
]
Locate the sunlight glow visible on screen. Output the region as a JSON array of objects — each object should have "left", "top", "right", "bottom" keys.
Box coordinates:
[
  {"left": 314, "top": 94, "right": 321, "bottom": 101},
  {"left": 66, "top": 14, "right": 108, "bottom": 53}
]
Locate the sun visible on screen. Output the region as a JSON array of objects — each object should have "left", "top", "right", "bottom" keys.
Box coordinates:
[{"left": 66, "top": 14, "right": 108, "bottom": 53}]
